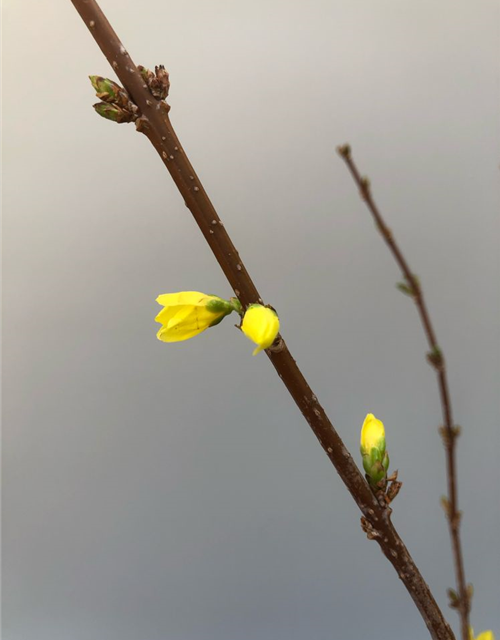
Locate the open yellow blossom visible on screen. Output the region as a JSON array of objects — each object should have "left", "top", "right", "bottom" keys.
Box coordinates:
[
  {"left": 360, "top": 413, "right": 389, "bottom": 486},
  {"left": 155, "top": 291, "right": 234, "bottom": 343},
  {"left": 241, "top": 304, "right": 280, "bottom": 355},
  {"left": 470, "top": 629, "right": 495, "bottom": 640}
]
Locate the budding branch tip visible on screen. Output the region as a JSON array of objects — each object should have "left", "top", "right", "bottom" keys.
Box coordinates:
[{"left": 337, "top": 144, "right": 351, "bottom": 158}]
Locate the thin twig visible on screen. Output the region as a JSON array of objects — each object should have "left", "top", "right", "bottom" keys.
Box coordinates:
[
  {"left": 337, "top": 144, "right": 470, "bottom": 640},
  {"left": 68, "top": 2, "right": 455, "bottom": 638}
]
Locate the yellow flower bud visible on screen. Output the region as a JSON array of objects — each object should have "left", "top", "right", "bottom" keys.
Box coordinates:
[
  {"left": 155, "top": 291, "right": 234, "bottom": 343},
  {"left": 241, "top": 304, "right": 280, "bottom": 355},
  {"left": 360, "top": 413, "right": 386, "bottom": 456},
  {"left": 360, "top": 413, "right": 389, "bottom": 486}
]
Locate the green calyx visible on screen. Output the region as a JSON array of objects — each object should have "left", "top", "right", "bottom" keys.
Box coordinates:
[
  {"left": 205, "top": 296, "right": 243, "bottom": 327},
  {"left": 362, "top": 447, "right": 389, "bottom": 486},
  {"left": 360, "top": 435, "right": 386, "bottom": 459},
  {"left": 206, "top": 296, "right": 234, "bottom": 315}
]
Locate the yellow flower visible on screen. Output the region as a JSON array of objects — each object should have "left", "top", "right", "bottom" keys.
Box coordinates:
[
  {"left": 155, "top": 291, "right": 234, "bottom": 343},
  {"left": 241, "top": 304, "right": 280, "bottom": 355},
  {"left": 470, "top": 629, "right": 495, "bottom": 640},
  {"left": 360, "top": 413, "right": 389, "bottom": 486},
  {"left": 360, "top": 413, "right": 386, "bottom": 455}
]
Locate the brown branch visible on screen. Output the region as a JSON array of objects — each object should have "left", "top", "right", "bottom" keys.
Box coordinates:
[
  {"left": 337, "top": 144, "right": 470, "bottom": 640},
  {"left": 68, "top": 2, "right": 455, "bottom": 638}
]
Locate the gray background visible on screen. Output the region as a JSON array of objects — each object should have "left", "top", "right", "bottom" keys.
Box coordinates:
[{"left": 3, "top": 1, "right": 499, "bottom": 639}]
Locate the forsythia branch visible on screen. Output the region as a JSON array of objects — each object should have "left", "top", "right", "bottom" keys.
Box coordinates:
[
  {"left": 68, "top": 1, "right": 455, "bottom": 638},
  {"left": 337, "top": 143, "right": 471, "bottom": 640}
]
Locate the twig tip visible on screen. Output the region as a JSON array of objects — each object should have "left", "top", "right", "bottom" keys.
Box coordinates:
[{"left": 337, "top": 143, "right": 351, "bottom": 159}]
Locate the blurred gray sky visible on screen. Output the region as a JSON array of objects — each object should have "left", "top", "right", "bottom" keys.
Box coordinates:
[{"left": 3, "top": 1, "right": 500, "bottom": 639}]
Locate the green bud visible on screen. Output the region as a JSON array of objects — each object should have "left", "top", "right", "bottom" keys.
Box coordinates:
[
  {"left": 427, "top": 345, "right": 444, "bottom": 370},
  {"left": 396, "top": 275, "right": 420, "bottom": 297},
  {"left": 447, "top": 588, "right": 460, "bottom": 609},
  {"left": 89, "top": 75, "right": 132, "bottom": 108},
  {"left": 89, "top": 75, "right": 119, "bottom": 100},
  {"left": 396, "top": 281, "right": 414, "bottom": 296},
  {"left": 93, "top": 102, "right": 135, "bottom": 124}
]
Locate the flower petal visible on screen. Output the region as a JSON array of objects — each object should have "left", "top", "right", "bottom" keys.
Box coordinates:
[
  {"left": 157, "top": 322, "right": 207, "bottom": 342},
  {"left": 167, "top": 307, "right": 216, "bottom": 332},
  {"left": 155, "top": 304, "right": 180, "bottom": 325},
  {"left": 156, "top": 291, "right": 210, "bottom": 307},
  {"left": 165, "top": 305, "right": 197, "bottom": 329}
]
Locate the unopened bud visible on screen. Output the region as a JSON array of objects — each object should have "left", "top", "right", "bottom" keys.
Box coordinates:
[
  {"left": 337, "top": 144, "right": 351, "bottom": 158},
  {"left": 89, "top": 76, "right": 131, "bottom": 108},
  {"left": 360, "top": 413, "right": 389, "bottom": 487},
  {"left": 396, "top": 275, "right": 419, "bottom": 298},
  {"left": 427, "top": 345, "right": 444, "bottom": 370},
  {"left": 447, "top": 587, "right": 460, "bottom": 609},
  {"left": 440, "top": 495, "right": 451, "bottom": 517},
  {"left": 152, "top": 65, "right": 170, "bottom": 99},
  {"left": 138, "top": 64, "right": 170, "bottom": 100},
  {"left": 93, "top": 102, "right": 136, "bottom": 124}
]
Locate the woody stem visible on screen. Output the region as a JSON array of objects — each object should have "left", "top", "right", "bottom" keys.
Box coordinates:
[{"left": 69, "top": 2, "right": 455, "bottom": 638}]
